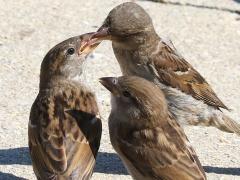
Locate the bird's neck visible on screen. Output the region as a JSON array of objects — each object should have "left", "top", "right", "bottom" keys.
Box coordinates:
[
  {"left": 112, "top": 34, "right": 159, "bottom": 79},
  {"left": 39, "top": 74, "right": 83, "bottom": 91}
]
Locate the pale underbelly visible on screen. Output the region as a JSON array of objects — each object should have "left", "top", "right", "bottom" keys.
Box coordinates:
[{"left": 122, "top": 68, "right": 217, "bottom": 126}]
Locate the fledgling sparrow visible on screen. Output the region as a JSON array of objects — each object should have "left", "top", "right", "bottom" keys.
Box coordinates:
[
  {"left": 28, "top": 34, "right": 102, "bottom": 180},
  {"left": 99, "top": 76, "right": 207, "bottom": 180},
  {"left": 84, "top": 2, "right": 240, "bottom": 135}
]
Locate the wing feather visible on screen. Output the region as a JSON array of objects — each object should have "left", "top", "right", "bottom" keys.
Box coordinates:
[
  {"left": 116, "top": 115, "right": 206, "bottom": 180},
  {"left": 28, "top": 87, "right": 102, "bottom": 179},
  {"left": 149, "top": 40, "right": 228, "bottom": 110}
]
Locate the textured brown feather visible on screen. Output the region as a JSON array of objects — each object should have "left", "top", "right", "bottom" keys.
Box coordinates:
[
  {"left": 92, "top": 2, "right": 230, "bottom": 111},
  {"left": 106, "top": 76, "right": 206, "bottom": 180},
  {"left": 29, "top": 80, "right": 102, "bottom": 179},
  {"left": 115, "top": 115, "right": 206, "bottom": 180},
  {"left": 149, "top": 40, "right": 228, "bottom": 110}
]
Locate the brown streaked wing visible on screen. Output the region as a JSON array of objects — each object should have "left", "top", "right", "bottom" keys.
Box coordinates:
[
  {"left": 28, "top": 90, "right": 102, "bottom": 179},
  {"left": 116, "top": 116, "right": 206, "bottom": 180},
  {"left": 29, "top": 96, "right": 60, "bottom": 179},
  {"left": 149, "top": 40, "right": 228, "bottom": 110}
]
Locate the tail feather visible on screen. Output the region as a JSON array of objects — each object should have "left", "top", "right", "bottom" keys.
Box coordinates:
[{"left": 210, "top": 113, "right": 240, "bottom": 136}]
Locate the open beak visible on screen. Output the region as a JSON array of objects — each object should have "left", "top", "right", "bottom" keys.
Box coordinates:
[
  {"left": 79, "top": 26, "right": 111, "bottom": 54},
  {"left": 78, "top": 40, "right": 100, "bottom": 55},
  {"left": 99, "top": 77, "right": 119, "bottom": 96},
  {"left": 77, "top": 32, "right": 101, "bottom": 55}
]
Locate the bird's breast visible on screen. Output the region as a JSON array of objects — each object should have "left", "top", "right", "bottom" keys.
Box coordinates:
[{"left": 113, "top": 46, "right": 156, "bottom": 82}]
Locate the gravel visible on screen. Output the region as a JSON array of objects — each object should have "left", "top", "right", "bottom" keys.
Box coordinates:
[{"left": 0, "top": 0, "right": 240, "bottom": 179}]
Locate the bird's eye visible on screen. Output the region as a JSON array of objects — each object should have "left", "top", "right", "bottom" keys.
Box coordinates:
[
  {"left": 122, "top": 90, "right": 131, "bottom": 98},
  {"left": 112, "top": 78, "right": 117, "bottom": 84},
  {"left": 67, "top": 48, "right": 75, "bottom": 55}
]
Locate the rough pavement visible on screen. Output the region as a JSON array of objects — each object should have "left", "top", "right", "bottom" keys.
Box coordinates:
[{"left": 0, "top": 0, "right": 240, "bottom": 179}]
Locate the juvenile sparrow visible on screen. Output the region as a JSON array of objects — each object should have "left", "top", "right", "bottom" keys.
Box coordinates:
[
  {"left": 99, "top": 76, "right": 207, "bottom": 180},
  {"left": 85, "top": 2, "right": 240, "bottom": 135},
  {"left": 28, "top": 34, "right": 102, "bottom": 180}
]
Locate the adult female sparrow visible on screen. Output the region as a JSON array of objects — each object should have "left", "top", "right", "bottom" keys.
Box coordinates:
[
  {"left": 85, "top": 2, "right": 240, "bottom": 135},
  {"left": 100, "top": 76, "right": 207, "bottom": 180},
  {"left": 28, "top": 34, "right": 102, "bottom": 180}
]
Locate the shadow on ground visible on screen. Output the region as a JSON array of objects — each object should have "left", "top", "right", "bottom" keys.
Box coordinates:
[
  {"left": 0, "top": 147, "right": 240, "bottom": 176},
  {"left": 94, "top": 152, "right": 128, "bottom": 175},
  {"left": 0, "top": 147, "right": 31, "bottom": 165},
  {"left": 0, "top": 172, "right": 27, "bottom": 180},
  {"left": 204, "top": 166, "right": 240, "bottom": 176}
]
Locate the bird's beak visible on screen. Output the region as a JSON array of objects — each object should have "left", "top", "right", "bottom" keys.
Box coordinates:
[
  {"left": 99, "top": 77, "right": 119, "bottom": 96},
  {"left": 77, "top": 32, "right": 100, "bottom": 55},
  {"left": 79, "top": 26, "right": 111, "bottom": 54},
  {"left": 79, "top": 40, "right": 100, "bottom": 55},
  {"left": 91, "top": 26, "right": 112, "bottom": 41}
]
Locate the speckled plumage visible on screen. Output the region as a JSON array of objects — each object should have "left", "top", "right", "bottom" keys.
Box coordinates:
[
  {"left": 88, "top": 2, "right": 240, "bottom": 135},
  {"left": 100, "top": 76, "right": 207, "bottom": 180},
  {"left": 28, "top": 34, "right": 102, "bottom": 180}
]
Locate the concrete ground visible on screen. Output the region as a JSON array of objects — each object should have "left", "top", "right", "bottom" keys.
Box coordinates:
[{"left": 0, "top": 0, "right": 240, "bottom": 179}]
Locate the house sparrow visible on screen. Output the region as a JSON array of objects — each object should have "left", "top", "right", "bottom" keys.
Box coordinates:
[
  {"left": 84, "top": 2, "right": 240, "bottom": 135},
  {"left": 99, "top": 76, "right": 207, "bottom": 180},
  {"left": 28, "top": 34, "right": 102, "bottom": 180}
]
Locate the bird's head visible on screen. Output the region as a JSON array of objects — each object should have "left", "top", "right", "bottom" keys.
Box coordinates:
[
  {"left": 81, "top": 2, "right": 156, "bottom": 51},
  {"left": 99, "top": 76, "right": 168, "bottom": 124},
  {"left": 40, "top": 33, "right": 98, "bottom": 89}
]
